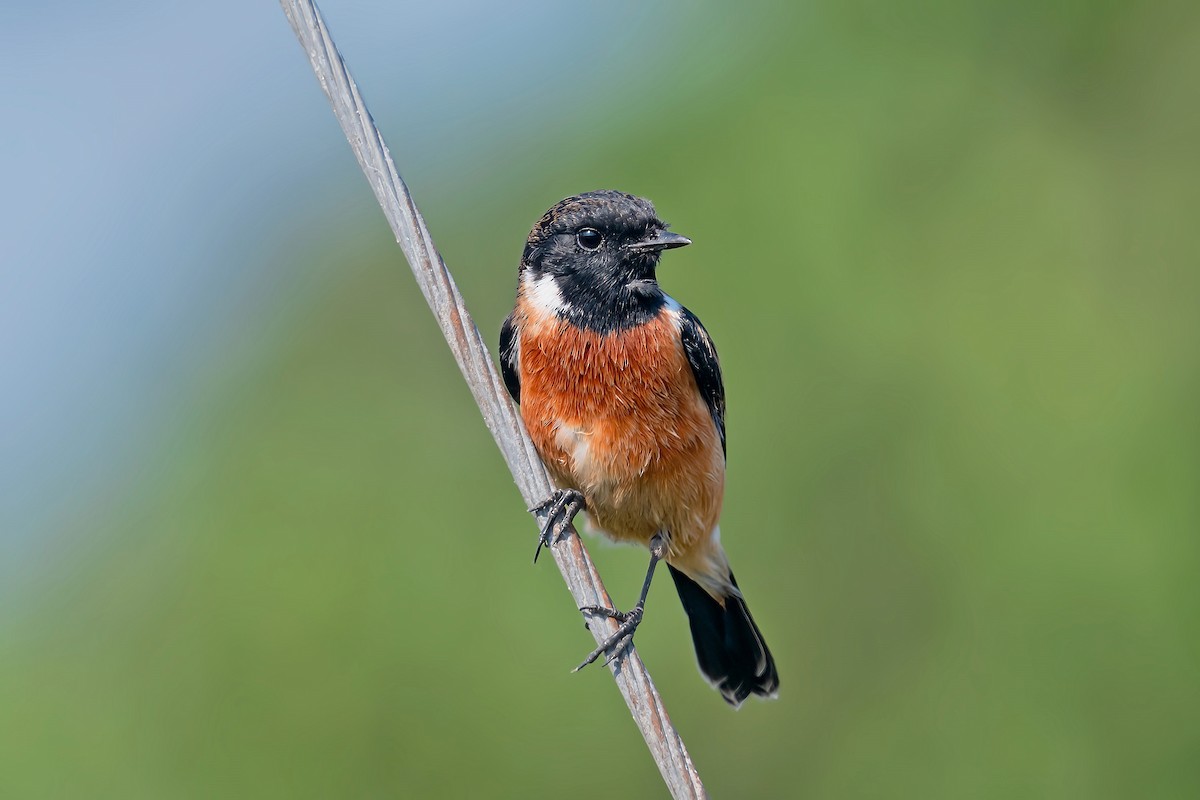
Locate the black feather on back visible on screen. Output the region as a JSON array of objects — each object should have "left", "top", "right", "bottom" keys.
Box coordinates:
[
  {"left": 499, "top": 314, "right": 521, "bottom": 404},
  {"left": 678, "top": 307, "right": 726, "bottom": 456}
]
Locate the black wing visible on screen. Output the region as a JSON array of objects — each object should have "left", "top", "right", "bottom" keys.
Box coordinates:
[
  {"left": 499, "top": 313, "right": 521, "bottom": 404},
  {"left": 678, "top": 307, "right": 726, "bottom": 456}
]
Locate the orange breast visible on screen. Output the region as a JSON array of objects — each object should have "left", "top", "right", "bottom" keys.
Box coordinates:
[{"left": 515, "top": 297, "right": 724, "bottom": 556}]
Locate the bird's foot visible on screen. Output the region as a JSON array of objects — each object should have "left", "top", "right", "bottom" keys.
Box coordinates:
[
  {"left": 529, "top": 489, "right": 585, "bottom": 564},
  {"left": 575, "top": 603, "right": 645, "bottom": 671}
]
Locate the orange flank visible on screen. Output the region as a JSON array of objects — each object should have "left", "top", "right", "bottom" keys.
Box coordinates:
[{"left": 513, "top": 294, "right": 728, "bottom": 591}]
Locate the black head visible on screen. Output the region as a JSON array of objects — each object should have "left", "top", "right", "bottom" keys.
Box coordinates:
[{"left": 520, "top": 190, "right": 690, "bottom": 334}]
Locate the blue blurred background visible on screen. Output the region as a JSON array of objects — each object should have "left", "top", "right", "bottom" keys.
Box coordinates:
[{"left": 2, "top": 1, "right": 1198, "bottom": 797}]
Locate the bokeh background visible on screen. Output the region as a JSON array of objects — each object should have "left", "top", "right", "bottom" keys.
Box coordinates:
[{"left": 3, "top": 1, "right": 1198, "bottom": 797}]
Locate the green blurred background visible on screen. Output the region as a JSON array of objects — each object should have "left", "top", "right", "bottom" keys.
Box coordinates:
[{"left": 3, "top": 1, "right": 1198, "bottom": 797}]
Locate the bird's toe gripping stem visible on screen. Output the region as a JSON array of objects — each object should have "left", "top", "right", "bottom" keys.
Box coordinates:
[
  {"left": 574, "top": 532, "right": 667, "bottom": 671},
  {"left": 576, "top": 603, "right": 645, "bottom": 670},
  {"left": 530, "top": 488, "right": 585, "bottom": 564}
]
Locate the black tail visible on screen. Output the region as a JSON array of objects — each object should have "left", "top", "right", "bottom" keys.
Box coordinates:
[{"left": 668, "top": 565, "right": 779, "bottom": 707}]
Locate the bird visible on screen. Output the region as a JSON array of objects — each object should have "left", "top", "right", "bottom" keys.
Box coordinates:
[{"left": 499, "top": 189, "right": 778, "bottom": 707}]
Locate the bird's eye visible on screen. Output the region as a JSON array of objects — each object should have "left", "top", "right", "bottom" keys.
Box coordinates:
[{"left": 576, "top": 228, "right": 602, "bottom": 250}]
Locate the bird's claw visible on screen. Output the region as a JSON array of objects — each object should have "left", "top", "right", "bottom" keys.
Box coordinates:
[
  {"left": 530, "top": 489, "right": 585, "bottom": 564},
  {"left": 575, "top": 604, "right": 645, "bottom": 671}
]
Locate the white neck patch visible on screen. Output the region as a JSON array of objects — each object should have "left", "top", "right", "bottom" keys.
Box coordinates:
[{"left": 523, "top": 273, "right": 569, "bottom": 315}]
